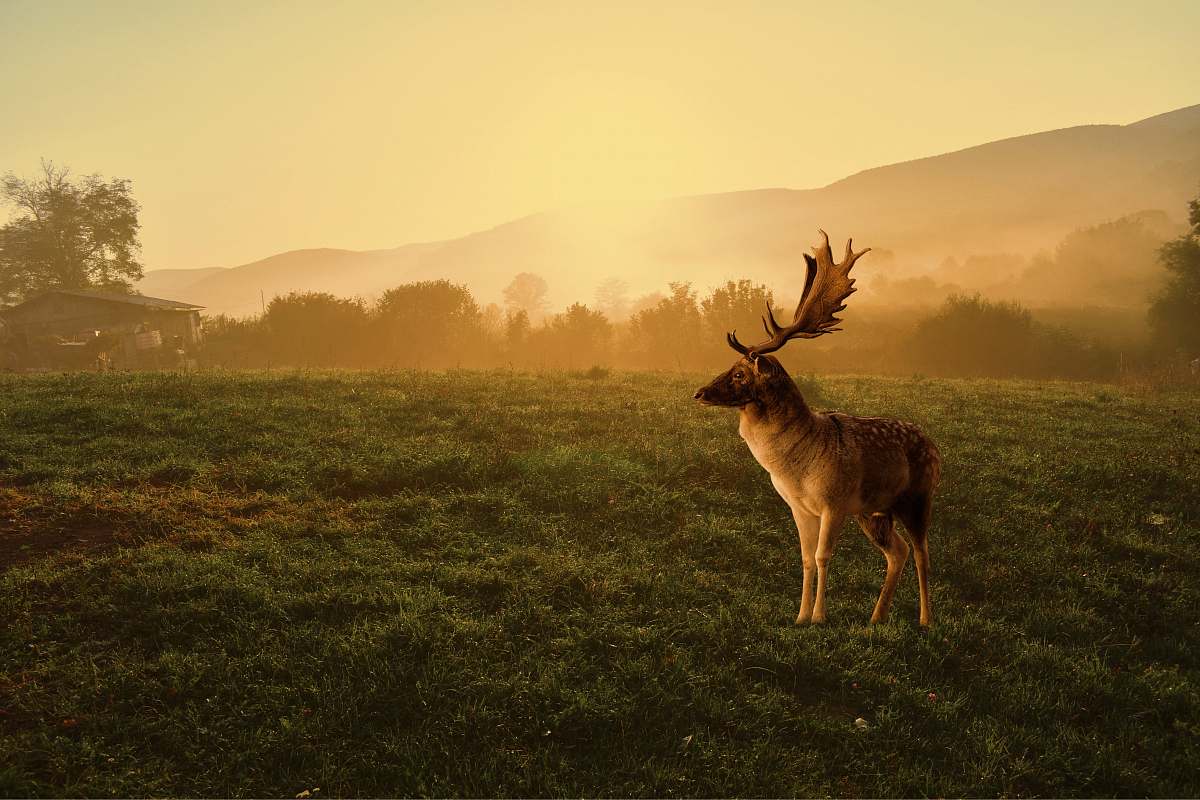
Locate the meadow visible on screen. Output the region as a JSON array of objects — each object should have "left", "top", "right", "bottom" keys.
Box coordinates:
[{"left": 0, "top": 369, "right": 1197, "bottom": 797}]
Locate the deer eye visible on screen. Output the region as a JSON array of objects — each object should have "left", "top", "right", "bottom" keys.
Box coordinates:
[{"left": 734, "top": 371, "right": 744, "bottom": 381}]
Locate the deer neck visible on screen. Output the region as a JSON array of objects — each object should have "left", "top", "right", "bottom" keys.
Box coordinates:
[{"left": 737, "top": 379, "right": 817, "bottom": 468}]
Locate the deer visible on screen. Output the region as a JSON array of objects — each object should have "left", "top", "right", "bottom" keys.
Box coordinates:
[{"left": 693, "top": 230, "right": 940, "bottom": 626}]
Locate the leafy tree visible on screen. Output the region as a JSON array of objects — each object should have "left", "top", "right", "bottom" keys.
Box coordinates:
[
  {"left": 629, "top": 291, "right": 666, "bottom": 317},
  {"left": 502, "top": 272, "right": 549, "bottom": 318},
  {"left": 531, "top": 302, "right": 612, "bottom": 368},
  {"left": 700, "top": 280, "right": 774, "bottom": 358},
  {"left": 623, "top": 283, "right": 704, "bottom": 370},
  {"left": 264, "top": 292, "right": 369, "bottom": 367},
  {"left": 505, "top": 309, "right": 531, "bottom": 355},
  {"left": 908, "top": 293, "right": 1114, "bottom": 379},
  {"left": 1018, "top": 211, "right": 1170, "bottom": 307},
  {"left": 908, "top": 294, "right": 1037, "bottom": 377},
  {"left": 1148, "top": 191, "right": 1200, "bottom": 357},
  {"left": 594, "top": 277, "right": 630, "bottom": 320},
  {"left": 479, "top": 302, "right": 505, "bottom": 339},
  {"left": 0, "top": 161, "right": 143, "bottom": 304},
  {"left": 375, "top": 279, "right": 481, "bottom": 366},
  {"left": 199, "top": 314, "right": 269, "bottom": 369}
]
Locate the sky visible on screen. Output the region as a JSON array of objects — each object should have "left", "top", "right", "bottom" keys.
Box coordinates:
[{"left": 1, "top": 0, "right": 1198, "bottom": 271}]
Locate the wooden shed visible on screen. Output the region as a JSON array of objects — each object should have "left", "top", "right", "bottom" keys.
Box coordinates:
[{"left": 0, "top": 289, "right": 204, "bottom": 370}]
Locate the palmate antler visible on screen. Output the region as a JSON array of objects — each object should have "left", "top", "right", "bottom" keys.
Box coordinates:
[{"left": 728, "top": 229, "right": 870, "bottom": 356}]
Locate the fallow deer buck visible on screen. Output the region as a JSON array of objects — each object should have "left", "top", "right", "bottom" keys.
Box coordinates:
[{"left": 694, "top": 230, "right": 941, "bottom": 626}]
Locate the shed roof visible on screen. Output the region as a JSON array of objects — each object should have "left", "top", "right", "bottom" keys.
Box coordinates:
[{"left": 0, "top": 289, "right": 203, "bottom": 316}]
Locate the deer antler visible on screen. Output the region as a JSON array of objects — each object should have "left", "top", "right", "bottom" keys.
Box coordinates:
[{"left": 728, "top": 229, "right": 870, "bottom": 356}]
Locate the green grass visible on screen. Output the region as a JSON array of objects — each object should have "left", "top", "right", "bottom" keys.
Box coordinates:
[{"left": 1, "top": 369, "right": 1198, "bottom": 797}]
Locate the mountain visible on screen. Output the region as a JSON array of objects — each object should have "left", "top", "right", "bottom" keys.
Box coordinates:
[
  {"left": 135, "top": 267, "right": 227, "bottom": 299},
  {"left": 141, "top": 104, "right": 1200, "bottom": 317}
]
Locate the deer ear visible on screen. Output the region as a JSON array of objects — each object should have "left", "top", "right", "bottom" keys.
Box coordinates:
[{"left": 751, "top": 354, "right": 775, "bottom": 375}]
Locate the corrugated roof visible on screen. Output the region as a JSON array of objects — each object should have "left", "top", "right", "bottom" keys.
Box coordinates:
[{"left": 1, "top": 289, "right": 203, "bottom": 314}]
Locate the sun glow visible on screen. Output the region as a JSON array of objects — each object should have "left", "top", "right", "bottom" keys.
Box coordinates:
[
  {"left": 491, "top": 70, "right": 720, "bottom": 210},
  {"left": 1, "top": 1, "right": 1196, "bottom": 274}
]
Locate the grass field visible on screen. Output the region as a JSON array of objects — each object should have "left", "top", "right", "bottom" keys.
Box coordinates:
[{"left": 1, "top": 369, "right": 1198, "bottom": 797}]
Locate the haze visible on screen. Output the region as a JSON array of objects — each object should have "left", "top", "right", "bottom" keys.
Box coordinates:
[{"left": 3, "top": 0, "right": 1198, "bottom": 275}]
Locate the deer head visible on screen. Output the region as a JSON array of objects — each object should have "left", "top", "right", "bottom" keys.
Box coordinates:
[
  {"left": 693, "top": 352, "right": 791, "bottom": 407},
  {"left": 694, "top": 230, "right": 869, "bottom": 406}
]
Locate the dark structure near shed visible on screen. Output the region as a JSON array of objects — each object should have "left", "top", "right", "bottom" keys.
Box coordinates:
[{"left": 0, "top": 290, "right": 203, "bottom": 371}]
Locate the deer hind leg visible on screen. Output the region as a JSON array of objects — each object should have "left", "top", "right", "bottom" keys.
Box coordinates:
[
  {"left": 811, "top": 509, "right": 845, "bottom": 624},
  {"left": 895, "top": 492, "right": 934, "bottom": 627},
  {"left": 792, "top": 510, "right": 820, "bottom": 625},
  {"left": 855, "top": 512, "right": 909, "bottom": 624}
]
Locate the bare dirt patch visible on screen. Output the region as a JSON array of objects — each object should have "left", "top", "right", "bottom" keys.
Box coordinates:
[
  {"left": 0, "top": 485, "right": 294, "bottom": 573},
  {"left": 0, "top": 488, "right": 136, "bottom": 573}
]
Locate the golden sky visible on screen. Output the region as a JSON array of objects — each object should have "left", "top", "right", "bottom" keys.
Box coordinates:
[{"left": 2, "top": 0, "right": 1197, "bottom": 270}]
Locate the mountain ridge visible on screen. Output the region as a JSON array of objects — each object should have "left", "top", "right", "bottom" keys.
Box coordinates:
[{"left": 140, "top": 103, "right": 1200, "bottom": 316}]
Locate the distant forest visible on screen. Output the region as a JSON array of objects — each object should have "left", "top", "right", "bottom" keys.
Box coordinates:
[
  {"left": 197, "top": 192, "right": 1200, "bottom": 383},
  {"left": 3, "top": 161, "right": 1197, "bottom": 383},
  {"left": 195, "top": 282, "right": 1136, "bottom": 381}
]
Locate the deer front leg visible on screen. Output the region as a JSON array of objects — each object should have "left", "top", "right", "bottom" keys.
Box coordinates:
[
  {"left": 792, "top": 510, "right": 820, "bottom": 624},
  {"left": 811, "top": 509, "right": 845, "bottom": 624}
]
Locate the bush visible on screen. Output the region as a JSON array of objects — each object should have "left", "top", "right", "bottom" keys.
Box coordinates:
[{"left": 907, "top": 294, "right": 1116, "bottom": 380}]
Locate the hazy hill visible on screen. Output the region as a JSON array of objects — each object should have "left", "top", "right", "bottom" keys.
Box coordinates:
[
  {"left": 160, "top": 245, "right": 443, "bottom": 319},
  {"left": 134, "top": 267, "right": 228, "bottom": 299},
  {"left": 143, "top": 104, "right": 1200, "bottom": 317}
]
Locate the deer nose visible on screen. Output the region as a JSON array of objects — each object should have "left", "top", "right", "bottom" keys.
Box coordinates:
[{"left": 693, "top": 389, "right": 706, "bottom": 400}]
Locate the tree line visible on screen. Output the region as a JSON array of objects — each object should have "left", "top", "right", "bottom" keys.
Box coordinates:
[
  {"left": 200, "top": 278, "right": 782, "bottom": 372},
  {"left": 192, "top": 278, "right": 1162, "bottom": 382},
  {"left": 3, "top": 163, "right": 1198, "bottom": 381}
]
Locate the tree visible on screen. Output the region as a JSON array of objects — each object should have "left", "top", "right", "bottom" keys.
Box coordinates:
[
  {"left": 594, "top": 277, "right": 630, "bottom": 321},
  {"left": 263, "top": 292, "right": 369, "bottom": 367},
  {"left": 623, "top": 282, "right": 704, "bottom": 370},
  {"left": 375, "top": 279, "right": 481, "bottom": 366},
  {"left": 199, "top": 314, "right": 269, "bottom": 369},
  {"left": 629, "top": 291, "right": 666, "bottom": 316},
  {"left": 907, "top": 294, "right": 1037, "bottom": 377},
  {"left": 502, "top": 272, "right": 549, "bottom": 318},
  {"left": 1017, "top": 211, "right": 1170, "bottom": 307},
  {"left": 479, "top": 302, "right": 505, "bottom": 340},
  {"left": 905, "top": 293, "right": 1114, "bottom": 379},
  {"left": 700, "top": 279, "right": 774, "bottom": 356},
  {"left": 0, "top": 161, "right": 143, "bottom": 304},
  {"left": 1148, "top": 191, "right": 1200, "bottom": 357},
  {"left": 531, "top": 302, "right": 612, "bottom": 368},
  {"left": 505, "top": 309, "right": 531, "bottom": 352}
]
